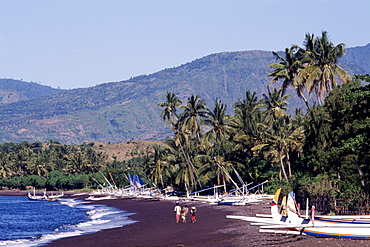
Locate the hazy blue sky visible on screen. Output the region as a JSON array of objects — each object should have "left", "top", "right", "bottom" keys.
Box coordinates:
[{"left": 1, "top": 0, "right": 369, "bottom": 89}]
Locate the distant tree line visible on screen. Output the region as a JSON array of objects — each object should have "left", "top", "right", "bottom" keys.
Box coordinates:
[{"left": 0, "top": 140, "right": 146, "bottom": 190}]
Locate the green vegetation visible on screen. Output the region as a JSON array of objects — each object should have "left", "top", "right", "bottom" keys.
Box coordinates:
[
  {"left": 147, "top": 81, "right": 370, "bottom": 214},
  {"left": 0, "top": 32, "right": 369, "bottom": 215},
  {"left": 144, "top": 32, "right": 370, "bottom": 214},
  {"left": 269, "top": 31, "right": 351, "bottom": 109},
  {"left": 0, "top": 43, "right": 369, "bottom": 144},
  {"left": 0, "top": 141, "right": 139, "bottom": 190}
]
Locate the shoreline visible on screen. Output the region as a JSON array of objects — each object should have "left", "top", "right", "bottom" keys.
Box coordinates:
[{"left": 0, "top": 191, "right": 367, "bottom": 246}]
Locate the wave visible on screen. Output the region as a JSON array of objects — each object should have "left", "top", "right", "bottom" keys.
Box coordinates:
[{"left": 0, "top": 198, "right": 136, "bottom": 247}]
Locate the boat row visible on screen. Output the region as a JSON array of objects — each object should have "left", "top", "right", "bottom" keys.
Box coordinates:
[
  {"left": 84, "top": 172, "right": 167, "bottom": 200},
  {"left": 28, "top": 189, "right": 64, "bottom": 201},
  {"left": 187, "top": 162, "right": 273, "bottom": 205},
  {"left": 188, "top": 181, "right": 273, "bottom": 205},
  {"left": 227, "top": 188, "right": 370, "bottom": 239},
  {"left": 84, "top": 171, "right": 273, "bottom": 204}
]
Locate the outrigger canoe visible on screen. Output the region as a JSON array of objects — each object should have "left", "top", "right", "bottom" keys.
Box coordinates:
[{"left": 227, "top": 189, "right": 370, "bottom": 239}]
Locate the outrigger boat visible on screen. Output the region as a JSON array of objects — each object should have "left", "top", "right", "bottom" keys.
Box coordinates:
[
  {"left": 28, "top": 188, "right": 64, "bottom": 201},
  {"left": 87, "top": 172, "right": 150, "bottom": 200},
  {"left": 28, "top": 190, "right": 47, "bottom": 201},
  {"left": 212, "top": 161, "right": 272, "bottom": 206},
  {"left": 217, "top": 180, "right": 270, "bottom": 206},
  {"left": 227, "top": 189, "right": 370, "bottom": 239},
  {"left": 45, "top": 191, "right": 64, "bottom": 201},
  {"left": 86, "top": 194, "right": 117, "bottom": 201},
  {"left": 188, "top": 185, "right": 223, "bottom": 203}
]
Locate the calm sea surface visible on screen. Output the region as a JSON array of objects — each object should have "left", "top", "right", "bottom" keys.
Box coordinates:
[{"left": 0, "top": 196, "right": 136, "bottom": 247}]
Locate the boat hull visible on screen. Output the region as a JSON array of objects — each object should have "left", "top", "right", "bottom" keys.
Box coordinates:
[{"left": 301, "top": 228, "right": 370, "bottom": 239}]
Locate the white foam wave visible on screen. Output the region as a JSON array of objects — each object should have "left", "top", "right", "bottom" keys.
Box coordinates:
[
  {"left": 87, "top": 208, "right": 118, "bottom": 220},
  {"left": 0, "top": 199, "right": 137, "bottom": 247}
]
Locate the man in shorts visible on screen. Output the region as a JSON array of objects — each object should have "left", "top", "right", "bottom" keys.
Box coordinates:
[{"left": 174, "top": 201, "right": 181, "bottom": 223}]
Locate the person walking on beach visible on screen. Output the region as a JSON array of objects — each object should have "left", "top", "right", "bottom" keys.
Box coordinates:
[
  {"left": 174, "top": 202, "right": 181, "bottom": 223},
  {"left": 181, "top": 205, "right": 189, "bottom": 223},
  {"left": 190, "top": 206, "right": 197, "bottom": 223}
]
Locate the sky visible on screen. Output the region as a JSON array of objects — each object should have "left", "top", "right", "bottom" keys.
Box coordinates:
[{"left": 1, "top": 0, "right": 370, "bottom": 89}]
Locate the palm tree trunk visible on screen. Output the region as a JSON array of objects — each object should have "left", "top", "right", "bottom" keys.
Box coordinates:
[
  {"left": 178, "top": 141, "right": 201, "bottom": 190},
  {"left": 356, "top": 162, "right": 367, "bottom": 189},
  {"left": 160, "top": 165, "right": 164, "bottom": 189},
  {"left": 298, "top": 90, "right": 311, "bottom": 110},
  {"left": 286, "top": 152, "right": 292, "bottom": 177},
  {"left": 279, "top": 151, "right": 289, "bottom": 182}
]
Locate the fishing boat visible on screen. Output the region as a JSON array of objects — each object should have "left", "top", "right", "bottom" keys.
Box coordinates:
[
  {"left": 188, "top": 185, "right": 223, "bottom": 203},
  {"left": 28, "top": 189, "right": 64, "bottom": 201},
  {"left": 227, "top": 189, "right": 370, "bottom": 239},
  {"left": 217, "top": 181, "right": 270, "bottom": 206},
  {"left": 86, "top": 195, "right": 117, "bottom": 201},
  {"left": 283, "top": 192, "right": 370, "bottom": 239},
  {"left": 213, "top": 160, "right": 272, "bottom": 206},
  {"left": 45, "top": 191, "right": 64, "bottom": 201},
  {"left": 28, "top": 189, "right": 47, "bottom": 201}
]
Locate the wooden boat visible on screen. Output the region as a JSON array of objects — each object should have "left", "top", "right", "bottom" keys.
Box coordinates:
[
  {"left": 45, "top": 191, "right": 64, "bottom": 201},
  {"left": 217, "top": 181, "right": 270, "bottom": 206},
  {"left": 28, "top": 189, "right": 47, "bottom": 201},
  {"left": 85, "top": 195, "right": 117, "bottom": 201},
  {"left": 227, "top": 189, "right": 370, "bottom": 239},
  {"left": 284, "top": 193, "right": 370, "bottom": 239},
  {"left": 28, "top": 189, "right": 64, "bottom": 201},
  {"left": 218, "top": 195, "right": 264, "bottom": 206}
]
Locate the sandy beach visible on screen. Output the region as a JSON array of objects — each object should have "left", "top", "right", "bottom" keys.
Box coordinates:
[{"left": 0, "top": 191, "right": 368, "bottom": 246}]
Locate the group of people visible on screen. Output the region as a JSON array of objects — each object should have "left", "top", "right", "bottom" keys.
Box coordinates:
[{"left": 174, "top": 202, "right": 196, "bottom": 223}]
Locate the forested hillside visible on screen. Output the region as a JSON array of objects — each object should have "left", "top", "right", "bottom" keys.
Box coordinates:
[
  {"left": 341, "top": 43, "right": 370, "bottom": 73},
  {"left": 0, "top": 44, "right": 369, "bottom": 144}
]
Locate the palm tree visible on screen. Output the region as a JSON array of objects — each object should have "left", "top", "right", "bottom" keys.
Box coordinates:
[
  {"left": 68, "top": 151, "right": 87, "bottom": 173},
  {"left": 83, "top": 147, "right": 106, "bottom": 173},
  {"left": 179, "top": 95, "right": 208, "bottom": 144},
  {"left": 165, "top": 136, "right": 199, "bottom": 193},
  {"left": 252, "top": 116, "right": 304, "bottom": 182},
  {"left": 12, "top": 144, "right": 33, "bottom": 177},
  {"left": 298, "top": 31, "right": 351, "bottom": 105},
  {"left": 144, "top": 144, "right": 169, "bottom": 189},
  {"left": 196, "top": 154, "right": 216, "bottom": 187},
  {"left": 0, "top": 152, "right": 12, "bottom": 178},
  {"left": 204, "top": 99, "right": 233, "bottom": 148},
  {"left": 232, "top": 91, "right": 266, "bottom": 157},
  {"left": 262, "top": 87, "right": 290, "bottom": 120},
  {"left": 157, "top": 92, "right": 182, "bottom": 126},
  {"left": 250, "top": 88, "right": 303, "bottom": 181},
  {"left": 268, "top": 46, "right": 311, "bottom": 109},
  {"left": 26, "top": 154, "right": 49, "bottom": 177},
  {"left": 233, "top": 91, "right": 264, "bottom": 132}
]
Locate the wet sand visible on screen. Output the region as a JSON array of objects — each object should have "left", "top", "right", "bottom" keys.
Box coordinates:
[{"left": 1, "top": 191, "right": 368, "bottom": 246}]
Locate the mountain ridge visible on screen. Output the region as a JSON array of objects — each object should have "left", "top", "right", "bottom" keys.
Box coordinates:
[
  {"left": 0, "top": 78, "right": 66, "bottom": 104},
  {"left": 0, "top": 44, "right": 369, "bottom": 144}
]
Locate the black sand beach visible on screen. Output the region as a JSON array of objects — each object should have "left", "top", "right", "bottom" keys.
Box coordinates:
[{"left": 1, "top": 191, "right": 368, "bottom": 246}]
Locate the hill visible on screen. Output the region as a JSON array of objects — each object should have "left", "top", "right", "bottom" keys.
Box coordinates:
[
  {"left": 0, "top": 78, "right": 67, "bottom": 104},
  {"left": 88, "top": 140, "right": 164, "bottom": 161},
  {"left": 0, "top": 44, "right": 369, "bottom": 144}
]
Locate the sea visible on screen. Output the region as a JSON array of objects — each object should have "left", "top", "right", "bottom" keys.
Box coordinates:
[{"left": 0, "top": 196, "right": 136, "bottom": 247}]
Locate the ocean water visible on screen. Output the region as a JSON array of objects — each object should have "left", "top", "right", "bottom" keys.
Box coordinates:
[{"left": 0, "top": 196, "right": 136, "bottom": 247}]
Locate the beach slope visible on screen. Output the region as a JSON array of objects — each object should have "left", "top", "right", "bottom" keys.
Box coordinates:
[{"left": 0, "top": 191, "right": 367, "bottom": 246}]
